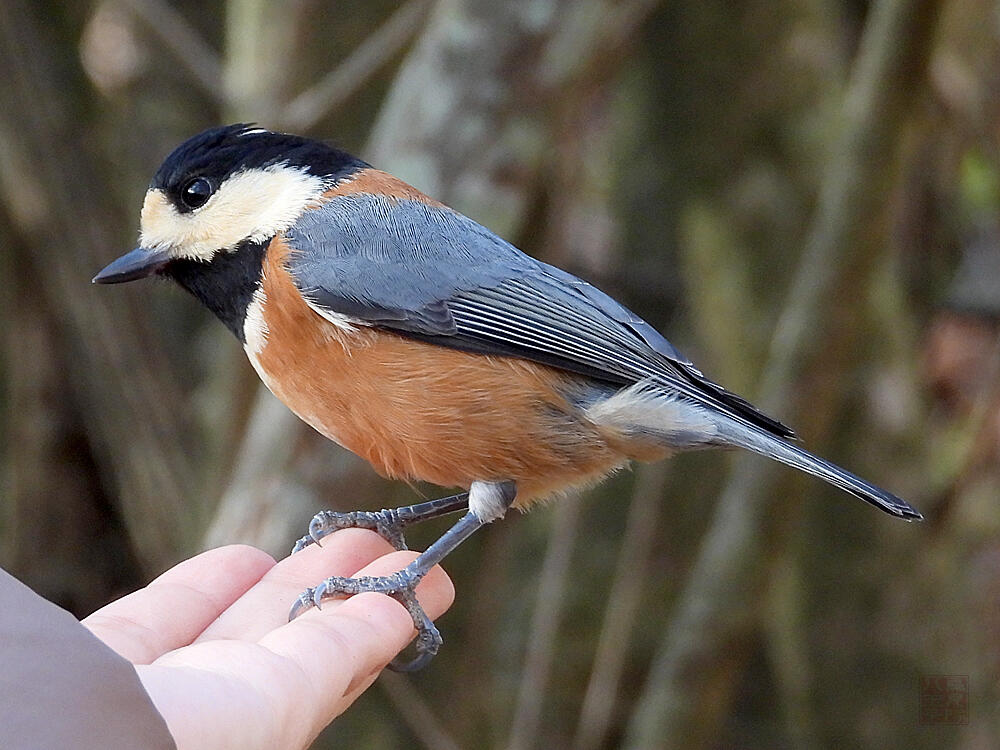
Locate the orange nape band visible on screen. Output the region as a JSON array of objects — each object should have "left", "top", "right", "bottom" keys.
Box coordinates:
[{"left": 322, "top": 168, "right": 447, "bottom": 207}]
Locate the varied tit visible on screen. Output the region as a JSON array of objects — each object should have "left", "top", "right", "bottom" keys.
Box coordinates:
[{"left": 95, "top": 124, "right": 922, "bottom": 671}]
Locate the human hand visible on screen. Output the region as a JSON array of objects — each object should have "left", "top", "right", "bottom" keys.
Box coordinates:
[{"left": 83, "top": 530, "right": 454, "bottom": 750}]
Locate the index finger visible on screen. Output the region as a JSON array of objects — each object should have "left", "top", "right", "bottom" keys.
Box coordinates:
[
  {"left": 83, "top": 545, "right": 276, "bottom": 663},
  {"left": 197, "top": 528, "right": 397, "bottom": 642}
]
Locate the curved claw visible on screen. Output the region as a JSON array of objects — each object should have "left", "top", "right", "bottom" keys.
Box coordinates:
[
  {"left": 387, "top": 590, "right": 443, "bottom": 672},
  {"left": 288, "top": 590, "right": 317, "bottom": 621},
  {"left": 291, "top": 534, "right": 314, "bottom": 554},
  {"left": 312, "top": 580, "right": 331, "bottom": 609},
  {"left": 389, "top": 638, "right": 441, "bottom": 672},
  {"left": 308, "top": 515, "right": 327, "bottom": 546},
  {"left": 293, "top": 570, "right": 441, "bottom": 671}
]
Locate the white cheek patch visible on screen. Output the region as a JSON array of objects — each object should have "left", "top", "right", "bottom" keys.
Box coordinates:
[{"left": 139, "top": 164, "right": 326, "bottom": 261}]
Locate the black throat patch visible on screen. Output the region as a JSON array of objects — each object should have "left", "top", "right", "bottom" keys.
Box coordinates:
[{"left": 163, "top": 238, "right": 268, "bottom": 343}]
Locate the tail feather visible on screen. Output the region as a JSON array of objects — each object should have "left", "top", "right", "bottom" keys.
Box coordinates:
[
  {"left": 713, "top": 418, "right": 923, "bottom": 521},
  {"left": 583, "top": 383, "right": 922, "bottom": 521}
]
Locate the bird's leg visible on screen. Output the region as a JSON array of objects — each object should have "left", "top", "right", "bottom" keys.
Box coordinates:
[
  {"left": 289, "top": 481, "right": 515, "bottom": 671},
  {"left": 291, "top": 492, "right": 470, "bottom": 553}
]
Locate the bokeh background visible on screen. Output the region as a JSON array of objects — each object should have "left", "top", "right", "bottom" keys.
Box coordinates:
[{"left": 2, "top": 0, "right": 999, "bottom": 747}]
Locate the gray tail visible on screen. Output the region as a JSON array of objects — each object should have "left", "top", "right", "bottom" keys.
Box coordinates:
[{"left": 713, "top": 418, "right": 923, "bottom": 521}]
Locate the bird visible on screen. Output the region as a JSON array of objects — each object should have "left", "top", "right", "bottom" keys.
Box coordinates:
[{"left": 94, "top": 123, "right": 922, "bottom": 670}]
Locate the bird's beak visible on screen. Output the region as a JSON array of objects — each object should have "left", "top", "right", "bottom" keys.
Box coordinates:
[{"left": 92, "top": 247, "right": 172, "bottom": 284}]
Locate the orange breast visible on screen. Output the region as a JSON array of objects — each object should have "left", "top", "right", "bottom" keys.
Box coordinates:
[{"left": 250, "top": 236, "right": 630, "bottom": 505}]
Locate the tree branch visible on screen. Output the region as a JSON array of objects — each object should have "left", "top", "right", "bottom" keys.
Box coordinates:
[
  {"left": 572, "top": 463, "right": 670, "bottom": 750},
  {"left": 506, "top": 495, "right": 582, "bottom": 750},
  {"left": 280, "top": 0, "right": 433, "bottom": 132},
  {"left": 0, "top": 0, "right": 202, "bottom": 570},
  {"left": 377, "top": 672, "right": 464, "bottom": 750},
  {"left": 119, "top": 0, "right": 227, "bottom": 102}
]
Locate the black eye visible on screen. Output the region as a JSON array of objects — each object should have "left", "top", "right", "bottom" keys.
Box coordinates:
[{"left": 180, "top": 177, "right": 213, "bottom": 209}]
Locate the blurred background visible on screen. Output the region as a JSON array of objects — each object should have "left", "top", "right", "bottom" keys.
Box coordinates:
[{"left": 1, "top": 0, "right": 999, "bottom": 747}]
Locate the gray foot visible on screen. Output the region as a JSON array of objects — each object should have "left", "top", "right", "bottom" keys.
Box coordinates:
[
  {"left": 292, "top": 508, "right": 409, "bottom": 553},
  {"left": 291, "top": 493, "right": 471, "bottom": 554},
  {"left": 288, "top": 563, "right": 441, "bottom": 672},
  {"left": 288, "top": 490, "right": 510, "bottom": 671}
]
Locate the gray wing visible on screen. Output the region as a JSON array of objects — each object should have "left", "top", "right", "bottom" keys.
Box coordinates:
[{"left": 286, "top": 194, "right": 793, "bottom": 438}]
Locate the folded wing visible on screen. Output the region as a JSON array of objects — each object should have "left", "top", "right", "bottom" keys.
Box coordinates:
[{"left": 286, "top": 194, "right": 794, "bottom": 439}]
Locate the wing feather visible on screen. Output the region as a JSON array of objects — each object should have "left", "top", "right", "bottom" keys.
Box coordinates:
[{"left": 286, "top": 194, "right": 794, "bottom": 438}]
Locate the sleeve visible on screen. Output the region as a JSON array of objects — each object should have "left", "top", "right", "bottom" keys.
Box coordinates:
[{"left": 0, "top": 568, "right": 176, "bottom": 750}]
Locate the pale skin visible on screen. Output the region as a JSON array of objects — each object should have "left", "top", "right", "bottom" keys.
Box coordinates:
[{"left": 83, "top": 530, "right": 454, "bottom": 750}]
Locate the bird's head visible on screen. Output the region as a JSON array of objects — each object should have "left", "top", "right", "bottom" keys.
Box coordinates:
[{"left": 93, "top": 124, "right": 364, "bottom": 284}]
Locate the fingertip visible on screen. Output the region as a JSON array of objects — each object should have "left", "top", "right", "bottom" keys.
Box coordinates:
[
  {"left": 279, "top": 528, "right": 397, "bottom": 569},
  {"left": 210, "top": 544, "right": 278, "bottom": 574},
  {"left": 219, "top": 543, "right": 278, "bottom": 563},
  {"left": 415, "top": 559, "right": 455, "bottom": 619},
  {"left": 148, "top": 544, "right": 276, "bottom": 593},
  {"left": 84, "top": 544, "right": 280, "bottom": 663},
  {"left": 197, "top": 529, "right": 399, "bottom": 643}
]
